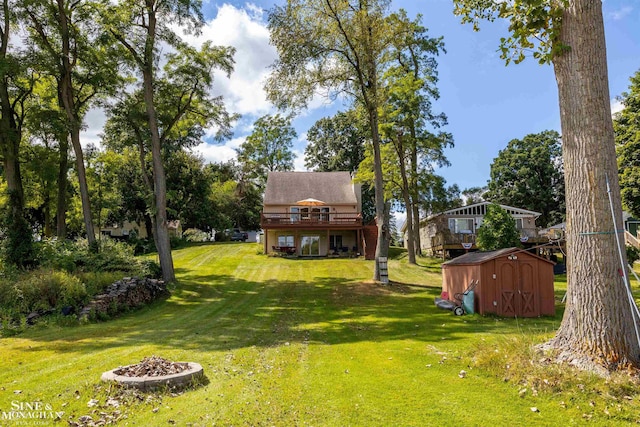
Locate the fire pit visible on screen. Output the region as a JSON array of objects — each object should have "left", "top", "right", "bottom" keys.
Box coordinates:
[{"left": 101, "top": 356, "right": 204, "bottom": 391}]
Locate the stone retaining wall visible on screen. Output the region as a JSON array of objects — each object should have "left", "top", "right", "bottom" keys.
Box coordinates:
[{"left": 79, "top": 277, "right": 169, "bottom": 320}]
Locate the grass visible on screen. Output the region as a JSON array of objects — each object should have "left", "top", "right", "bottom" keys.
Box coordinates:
[{"left": 1, "top": 243, "right": 639, "bottom": 426}]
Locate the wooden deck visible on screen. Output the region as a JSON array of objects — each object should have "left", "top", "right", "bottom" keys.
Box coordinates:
[{"left": 261, "top": 212, "right": 363, "bottom": 229}]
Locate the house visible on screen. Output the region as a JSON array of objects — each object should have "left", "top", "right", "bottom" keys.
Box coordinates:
[
  {"left": 403, "top": 202, "right": 544, "bottom": 259},
  {"left": 441, "top": 247, "right": 556, "bottom": 317},
  {"left": 261, "top": 171, "right": 374, "bottom": 258}
]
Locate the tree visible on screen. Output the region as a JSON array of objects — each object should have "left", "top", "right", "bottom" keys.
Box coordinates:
[
  {"left": 267, "top": 0, "right": 408, "bottom": 281},
  {"left": 0, "top": 0, "right": 36, "bottom": 267},
  {"left": 461, "top": 186, "right": 487, "bottom": 205},
  {"left": 485, "top": 130, "right": 565, "bottom": 227},
  {"left": 22, "top": 0, "right": 121, "bottom": 247},
  {"left": 455, "top": 0, "right": 638, "bottom": 372},
  {"left": 304, "top": 110, "right": 367, "bottom": 172},
  {"left": 304, "top": 109, "right": 376, "bottom": 223},
  {"left": 236, "top": 114, "right": 295, "bottom": 188},
  {"left": 102, "top": 0, "right": 235, "bottom": 282},
  {"left": 614, "top": 69, "right": 640, "bottom": 219},
  {"left": 378, "top": 11, "right": 452, "bottom": 263},
  {"left": 476, "top": 203, "right": 520, "bottom": 251}
]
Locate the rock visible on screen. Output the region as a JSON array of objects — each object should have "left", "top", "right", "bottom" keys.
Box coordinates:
[{"left": 26, "top": 312, "right": 40, "bottom": 325}]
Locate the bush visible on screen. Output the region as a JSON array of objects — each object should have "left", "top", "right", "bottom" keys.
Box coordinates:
[
  {"left": 628, "top": 245, "right": 640, "bottom": 265},
  {"left": 37, "top": 237, "right": 149, "bottom": 275},
  {"left": 476, "top": 203, "right": 521, "bottom": 251},
  {"left": 14, "top": 269, "right": 86, "bottom": 313},
  {"left": 183, "top": 228, "right": 209, "bottom": 243}
]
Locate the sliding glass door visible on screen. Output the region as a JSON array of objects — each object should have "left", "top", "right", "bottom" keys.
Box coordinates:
[{"left": 300, "top": 236, "right": 320, "bottom": 256}]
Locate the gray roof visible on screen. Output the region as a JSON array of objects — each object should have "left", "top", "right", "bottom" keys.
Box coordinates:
[
  {"left": 263, "top": 171, "right": 358, "bottom": 205},
  {"left": 442, "top": 247, "right": 554, "bottom": 266}
]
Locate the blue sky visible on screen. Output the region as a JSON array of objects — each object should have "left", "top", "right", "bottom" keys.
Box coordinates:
[{"left": 82, "top": 1, "right": 640, "bottom": 193}]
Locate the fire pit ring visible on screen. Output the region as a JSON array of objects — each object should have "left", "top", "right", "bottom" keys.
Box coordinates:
[{"left": 101, "top": 359, "right": 204, "bottom": 391}]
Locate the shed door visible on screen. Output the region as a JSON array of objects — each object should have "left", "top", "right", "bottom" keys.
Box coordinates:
[
  {"left": 495, "top": 256, "right": 540, "bottom": 317},
  {"left": 497, "top": 260, "right": 516, "bottom": 316}
]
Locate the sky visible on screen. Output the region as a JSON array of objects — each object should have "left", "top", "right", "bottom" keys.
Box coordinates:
[{"left": 83, "top": 0, "right": 640, "bottom": 194}]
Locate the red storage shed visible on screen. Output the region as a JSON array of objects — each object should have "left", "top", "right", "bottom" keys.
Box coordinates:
[{"left": 441, "top": 248, "right": 556, "bottom": 317}]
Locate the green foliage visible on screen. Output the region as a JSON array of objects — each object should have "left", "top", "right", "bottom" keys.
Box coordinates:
[
  {"left": 1, "top": 192, "right": 37, "bottom": 268},
  {"left": 614, "top": 69, "right": 640, "bottom": 219},
  {"left": 476, "top": 203, "right": 521, "bottom": 251},
  {"left": 627, "top": 245, "right": 640, "bottom": 265},
  {"left": 12, "top": 269, "right": 86, "bottom": 312},
  {"left": 183, "top": 228, "right": 208, "bottom": 242},
  {"left": 485, "top": 130, "right": 565, "bottom": 227},
  {"left": 304, "top": 110, "right": 367, "bottom": 172},
  {"left": 37, "top": 237, "right": 148, "bottom": 275},
  {"left": 236, "top": 114, "right": 296, "bottom": 188},
  {"left": 453, "top": 0, "right": 568, "bottom": 65}
]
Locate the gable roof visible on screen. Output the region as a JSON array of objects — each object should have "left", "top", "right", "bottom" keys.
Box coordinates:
[
  {"left": 429, "top": 201, "right": 541, "bottom": 221},
  {"left": 442, "top": 247, "right": 555, "bottom": 266},
  {"left": 264, "top": 171, "right": 358, "bottom": 205}
]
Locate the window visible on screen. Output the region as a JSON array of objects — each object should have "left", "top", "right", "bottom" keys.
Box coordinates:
[
  {"left": 301, "top": 236, "right": 320, "bottom": 255},
  {"left": 448, "top": 218, "right": 474, "bottom": 234},
  {"left": 278, "top": 235, "right": 294, "bottom": 247},
  {"left": 290, "top": 207, "right": 300, "bottom": 222},
  {"left": 515, "top": 218, "right": 523, "bottom": 230}
]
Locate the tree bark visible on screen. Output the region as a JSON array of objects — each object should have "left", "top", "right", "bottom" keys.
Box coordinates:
[
  {"left": 142, "top": 9, "right": 175, "bottom": 283},
  {"left": 56, "top": 0, "right": 96, "bottom": 246},
  {"left": 545, "top": 0, "right": 640, "bottom": 371},
  {"left": 56, "top": 135, "right": 69, "bottom": 239},
  {"left": 395, "top": 133, "right": 416, "bottom": 264}
]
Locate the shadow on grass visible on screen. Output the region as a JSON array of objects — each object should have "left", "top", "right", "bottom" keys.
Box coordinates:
[{"left": 20, "top": 264, "right": 562, "bottom": 356}]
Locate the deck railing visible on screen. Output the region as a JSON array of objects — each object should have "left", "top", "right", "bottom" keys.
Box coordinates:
[{"left": 261, "top": 212, "right": 363, "bottom": 227}]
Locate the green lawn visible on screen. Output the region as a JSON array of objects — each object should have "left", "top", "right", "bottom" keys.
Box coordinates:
[{"left": 1, "top": 243, "right": 639, "bottom": 426}]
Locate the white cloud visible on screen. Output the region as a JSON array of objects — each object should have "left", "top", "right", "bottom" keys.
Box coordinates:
[
  {"left": 195, "top": 136, "right": 245, "bottom": 164},
  {"left": 80, "top": 107, "right": 107, "bottom": 149},
  {"left": 293, "top": 149, "right": 307, "bottom": 171},
  {"left": 179, "top": 4, "right": 277, "bottom": 117},
  {"left": 611, "top": 99, "right": 624, "bottom": 115},
  {"left": 608, "top": 6, "right": 633, "bottom": 21}
]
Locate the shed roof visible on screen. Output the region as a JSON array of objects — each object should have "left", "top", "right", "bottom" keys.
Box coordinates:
[
  {"left": 442, "top": 247, "right": 555, "bottom": 266},
  {"left": 263, "top": 171, "right": 358, "bottom": 205}
]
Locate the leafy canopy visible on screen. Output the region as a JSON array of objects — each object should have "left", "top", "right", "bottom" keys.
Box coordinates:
[
  {"left": 476, "top": 203, "right": 521, "bottom": 251},
  {"left": 485, "top": 130, "right": 565, "bottom": 227},
  {"left": 614, "top": 69, "right": 640, "bottom": 219},
  {"left": 236, "top": 114, "right": 296, "bottom": 188},
  {"left": 453, "top": 0, "right": 568, "bottom": 65}
]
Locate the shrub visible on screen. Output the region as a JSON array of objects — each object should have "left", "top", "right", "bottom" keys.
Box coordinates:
[
  {"left": 628, "top": 245, "right": 640, "bottom": 266},
  {"left": 38, "top": 237, "right": 150, "bottom": 275},
  {"left": 476, "top": 203, "right": 521, "bottom": 251},
  {"left": 183, "top": 228, "right": 209, "bottom": 243},
  {"left": 14, "top": 269, "right": 86, "bottom": 313}
]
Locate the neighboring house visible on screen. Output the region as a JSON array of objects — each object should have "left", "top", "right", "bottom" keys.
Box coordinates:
[
  {"left": 261, "top": 171, "right": 373, "bottom": 257},
  {"left": 101, "top": 220, "right": 182, "bottom": 239},
  {"left": 402, "top": 202, "right": 543, "bottom": 259}
]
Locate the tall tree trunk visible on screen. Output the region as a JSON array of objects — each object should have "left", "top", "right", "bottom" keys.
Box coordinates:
[
  {"left": 411, "top": 202, "right": 421, "bottom": 255},
  {"left": 395, "top": 133, "right": 416, "bottom": 264},
  {"left": 140, "top": 7, "right": 175, "bottom": 282},
  {"left": 410, "top": 142, "right": 422, "bottom": 256},
  {"left": 369, "top": 105, "right": 390, "bottom": 281},
  {"left": 545, "top": 0, "right": 640, "bottom": 370},
  {"left": 56, "top": 136, "right": 69, "bottom": 238},
  {"left": 143, "top": 68, "right": 175, "bottom": 282},
  {"left": 56, "top": 0, "right": 95, "bottom": 247}
]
